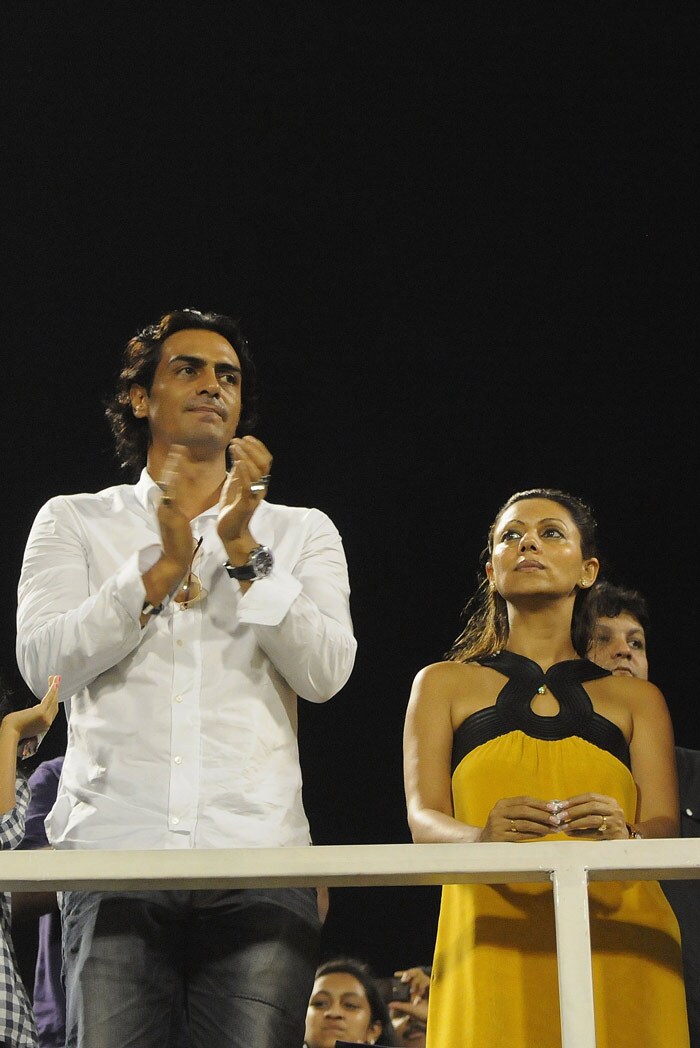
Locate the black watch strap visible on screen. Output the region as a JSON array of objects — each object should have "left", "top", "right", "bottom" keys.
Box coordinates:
[{"left": 224, "top": 545, "right": 274, "bottom": 581}]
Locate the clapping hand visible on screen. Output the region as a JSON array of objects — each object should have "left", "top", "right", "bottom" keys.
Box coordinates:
[
  {"left": 155, "top": 445, "right": 196, "bottom": 581},
  {"left": 217, "top": 436, "right": 273, "bottom": 546}
]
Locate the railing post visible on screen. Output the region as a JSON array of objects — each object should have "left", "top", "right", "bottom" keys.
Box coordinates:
[{"left": 551, "top": 863, "right": 597, "bottom": 1048}]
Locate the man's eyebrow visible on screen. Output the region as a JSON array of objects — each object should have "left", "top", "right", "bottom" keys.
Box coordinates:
[{"left": 169, "top": 354, "right": 241, "bottom": 374}]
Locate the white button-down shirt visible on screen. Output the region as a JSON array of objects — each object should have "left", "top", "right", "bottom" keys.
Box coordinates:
[{"left": 16, "top": 470, "right": 356, "bottom": 850}]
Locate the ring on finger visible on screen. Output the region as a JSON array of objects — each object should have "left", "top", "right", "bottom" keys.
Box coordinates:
[
  {"left": 156, "top": 480, "right": 173, "bottom": 506},
  {"left": 509, "top": 819, "right": 517, "bottom": 834},
  {"left": 598, "top": 815, "right": 607, "bottom": 834},
  {"left": 250, "top": 473, "right": 272, "bottom": 494}
]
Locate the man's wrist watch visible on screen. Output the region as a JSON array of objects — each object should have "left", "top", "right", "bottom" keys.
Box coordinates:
[{"left": 224, "top": 545, "right": 274, "bottom": 582}]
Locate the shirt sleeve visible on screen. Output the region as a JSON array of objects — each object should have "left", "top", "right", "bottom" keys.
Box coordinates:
[
  {"left": 16, "top": 760, "right": 61, "bottom": 851},
  {"left": 237, "top": 509, "right": 357, "bottom": 703},
  {"left": 16, "top": 496, "right": 147, "bottom": 700},
  {"left": 0, "top": 777, "right": 30, "bottom": 851}
]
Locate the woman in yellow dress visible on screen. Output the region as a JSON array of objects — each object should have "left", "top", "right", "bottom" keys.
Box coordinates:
[{"left": 403, "top": 488, "right": 689, "bottom": 1047}]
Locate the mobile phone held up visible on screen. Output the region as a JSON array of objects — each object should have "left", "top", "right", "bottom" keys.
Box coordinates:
[{"left": 376, "top": 976, "right": 411, "bottom": 1004}]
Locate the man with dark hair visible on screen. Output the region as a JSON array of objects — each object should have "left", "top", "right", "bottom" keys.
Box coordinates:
[
  {"left": 104, "top": 308, "right": 259, "bottom": 475},
  {"left": 587, "top": 579, "right": 650, "bottom": 681},
  {"left": 16, "top": 309, "right": 357, "bottom": 1048},
  {"left": 587, "top": 580, "right": 700, "bottom": 1048}
]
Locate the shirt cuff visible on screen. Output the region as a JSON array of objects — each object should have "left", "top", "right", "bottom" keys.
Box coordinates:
[
  {"left": 114, "top": 546, "right": 162, "bottom": 621},
  {"left": 236, "top": 570, "right": 303, "bottom": 626}
]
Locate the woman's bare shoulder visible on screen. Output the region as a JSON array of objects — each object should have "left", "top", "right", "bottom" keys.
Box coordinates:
[
  {"left": 587, "top": 674, "right": 670, "bottom": 740},
  {"left": 590, "top": 673, "right": 667, "bottom": 707},
  {"left": 411, "top": 660, "right": 485, "bottom": 693},
  {"left": 409, "top": 660, "right": 498, "bottom": 718}
]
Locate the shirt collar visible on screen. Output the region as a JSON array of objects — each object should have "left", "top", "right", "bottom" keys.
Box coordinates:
[
  {"left": 133, "top": 467, "right": 256, "bottom": 522},
  {"left": 134, "top": 468, "right": 163, "bottom": 514}
]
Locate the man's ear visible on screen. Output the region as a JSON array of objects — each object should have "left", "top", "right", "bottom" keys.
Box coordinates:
[{"left": 129, "top": 385, "right": 148, "bottom": 418}]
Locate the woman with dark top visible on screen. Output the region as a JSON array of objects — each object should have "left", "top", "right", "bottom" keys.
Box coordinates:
[{"left": 403, "top": 488, "right": 688, "bottom": 1047}]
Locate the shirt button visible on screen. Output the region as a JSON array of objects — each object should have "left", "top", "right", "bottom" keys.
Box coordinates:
[
  {"left": 174, "top": 756, "right": 182, "bottom": 765},
  {"left": 171, "top": 816, "right": 180, "bottom": 825},
  {"left": 176, "top": 639, "right": 183, "bottom": 647},
  {"left": 174, "top": 695, "right": 183, "bottom": 703}
]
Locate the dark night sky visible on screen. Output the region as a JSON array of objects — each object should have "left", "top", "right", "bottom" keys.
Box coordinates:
[{"left": 3, "top": 2, "right": 700, "bottom": 975}]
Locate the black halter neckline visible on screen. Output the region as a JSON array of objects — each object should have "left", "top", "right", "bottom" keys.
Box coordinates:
[{"left": 450, "top": 650, "right": 630, "bottom": 774}]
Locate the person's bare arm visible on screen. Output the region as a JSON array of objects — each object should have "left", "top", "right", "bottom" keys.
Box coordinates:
[
  {"left": 405, "top": 662, "right": 557, "bottom": 843},
  {"left": 628, "top": 679, "right": 680, "bottom": 838},
  {"left": 557, "top": 680, "right": 680, "bottom": 839},
  {"left": 404, "top": 663, "right": 479, "bottom": 843},
  {"left": 0, "top": 678, "right": 60, "bottom": 814}
]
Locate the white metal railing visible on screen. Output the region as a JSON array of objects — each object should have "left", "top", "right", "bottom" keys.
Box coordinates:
[{"left": 3, "top": 838, "right": 700, "bottom": 1048}]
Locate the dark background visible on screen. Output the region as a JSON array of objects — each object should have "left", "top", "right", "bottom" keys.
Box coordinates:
[{"left": 2, "top": 2, "right": 699, "bottom": 980}]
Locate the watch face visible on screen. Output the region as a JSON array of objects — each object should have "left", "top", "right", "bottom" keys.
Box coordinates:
[
  {"left": 224, "top": 545, "right": 274, "bottom": 581},
  {"left": 251, "top": 546, "right": 273, "bottom": 577}
]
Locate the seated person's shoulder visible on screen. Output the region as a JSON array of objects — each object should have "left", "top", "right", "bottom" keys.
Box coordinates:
[
  {"left": 676, "top": 745, "right": 700, "bottom": 769},
  {"left": 674, "top": 746, "right": 700, "bottom": 802}
]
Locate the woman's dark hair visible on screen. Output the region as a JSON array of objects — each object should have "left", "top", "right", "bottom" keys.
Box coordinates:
[
  {"left": 309, "top": 957, "right": 400, "bottom": 1046},
  {"left": 105, "top": 308, "right": 258, "bottom": 475},
  {"left": 447, "top": 488, "right": 600, "bottom": 663},
  {"left": 587, "top": 580, "right": 650, "bottom": 639}
]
